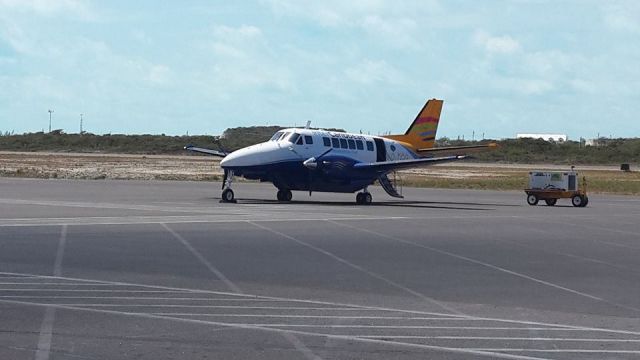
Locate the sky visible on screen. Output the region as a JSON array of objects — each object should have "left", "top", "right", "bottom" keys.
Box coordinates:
[{"left": 1, "top": 0, "right": 639, "bottom": 140}]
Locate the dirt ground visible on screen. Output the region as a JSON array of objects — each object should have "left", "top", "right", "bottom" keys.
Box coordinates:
[{"left": 1, "top": 151, "right": 638, "bottom": 194}]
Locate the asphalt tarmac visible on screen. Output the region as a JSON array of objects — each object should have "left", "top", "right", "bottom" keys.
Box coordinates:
[{"left": 1, "top": 177, "right": 639, "bottom": 360}]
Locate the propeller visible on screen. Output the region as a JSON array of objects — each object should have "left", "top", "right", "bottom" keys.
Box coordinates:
[{"left": 302, "top": 148, "right": 333, "bottom": 195}]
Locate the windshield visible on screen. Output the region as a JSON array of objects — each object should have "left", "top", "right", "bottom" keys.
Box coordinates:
[{"left": 270, "top": 131, "right": 284, "bottom": 141}]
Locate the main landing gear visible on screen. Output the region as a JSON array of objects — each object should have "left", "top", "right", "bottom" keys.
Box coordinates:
[
  {"left": 355, "top": 188, "right": 372, "bottom": 205},
  {"left": 277, "top": 189, "right": 293, "bottom": 202},
  {"left": 220, "top": 170, "right": 237, "bottom": 203}
]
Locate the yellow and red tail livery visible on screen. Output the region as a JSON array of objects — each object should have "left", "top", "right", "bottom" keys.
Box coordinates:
[{"left": 383, "top": 99, "right": 443, "bottom": 151}]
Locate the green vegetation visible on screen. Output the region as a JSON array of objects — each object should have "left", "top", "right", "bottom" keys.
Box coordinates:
[
  {"left": 1, "top": 129, "right": 638, "bottom": 166},
  {"left": 438, "top": 138, "right": 640, "bottom": 165},
  {"left": 0, "top": 126, "right": 345, "bottom": 154}
]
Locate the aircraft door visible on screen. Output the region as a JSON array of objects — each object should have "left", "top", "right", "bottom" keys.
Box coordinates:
[{"left": 373, "top": 138, "right": 386, "bottom": 162}]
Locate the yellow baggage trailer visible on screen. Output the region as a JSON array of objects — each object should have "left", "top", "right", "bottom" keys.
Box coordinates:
[{"left": 524, "top": 170, "right": 589, "bottom": 207}]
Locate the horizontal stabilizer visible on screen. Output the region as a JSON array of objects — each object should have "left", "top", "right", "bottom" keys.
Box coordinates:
[
  {"left": 354, "top": 155, "right": 466, "bottom": 173},
  {"left": 184, "top": 145, "right": 227, "bottom": 157}
]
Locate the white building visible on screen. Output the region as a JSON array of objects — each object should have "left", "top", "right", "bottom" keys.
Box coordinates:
[{"left": 516, "top": 133, "right": 568, "bottom": 142}]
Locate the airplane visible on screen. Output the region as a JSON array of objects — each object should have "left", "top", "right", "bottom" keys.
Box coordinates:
[{"left": 185, "top": 99, "right": 496, "bottom": 204}]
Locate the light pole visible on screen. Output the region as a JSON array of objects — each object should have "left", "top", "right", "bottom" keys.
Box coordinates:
[
  {"left": 80, "top": 113, "right": 83, "bottom": 134},
  {"left": 48, "top": 109, "right": 54, "bottom": 133}
]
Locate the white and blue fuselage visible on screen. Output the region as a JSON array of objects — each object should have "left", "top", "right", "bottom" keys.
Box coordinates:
[{"left": 220, "top": 128, "right": 417, "bottom": 194}]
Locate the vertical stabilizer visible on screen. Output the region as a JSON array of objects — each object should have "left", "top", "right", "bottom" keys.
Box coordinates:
[{"left": 384, "top": 99, "right": 443, "bottom": 150}]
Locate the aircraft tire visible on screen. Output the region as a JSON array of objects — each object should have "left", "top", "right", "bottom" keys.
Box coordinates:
[
  {"left": 277, "top": 189, "right": 292, "bottom": 202},
  {"left": 527, "top": 194, "right": 539, "bottom": 206},
  {"left": 356, "top": 193, "right": 364, "bottom": 204},
  {"left": 221, "top": 189, "right": 235, "bottom": 203},
  {"left": 363, "top": 193, "right": 372, "bottom": 205}
]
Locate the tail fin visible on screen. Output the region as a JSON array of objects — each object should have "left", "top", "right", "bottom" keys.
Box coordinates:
[{"left": 383, "top": 99, "right": 443, "bottom": 150}]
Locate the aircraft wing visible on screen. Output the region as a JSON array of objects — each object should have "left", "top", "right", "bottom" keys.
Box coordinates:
[
  {"left": 184, "top": 145, "right": 227, "bottom": 157},
  {"left": 353, "top": 155, "right": 466, "bottom": 173},
  {"left": 417, "top": 143, "right": 498, "bottom": 154}
]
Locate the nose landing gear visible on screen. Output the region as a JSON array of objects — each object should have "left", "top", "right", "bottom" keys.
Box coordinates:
[{"left": 220, "top": 170, "right": 237, "bottom": 203}]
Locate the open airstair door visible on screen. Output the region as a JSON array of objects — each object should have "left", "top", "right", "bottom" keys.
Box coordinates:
[{"left": 378, "top": 172, "right": 403, "bottom": 198}]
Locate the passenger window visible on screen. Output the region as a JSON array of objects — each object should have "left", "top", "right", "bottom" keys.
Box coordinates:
[
  {"left": 323, "top": 137, "right": 331, "bottom": 147},
  {"left": 366, "top": 141, "right": 374, "bottom": 151},
  {"left": 332, "top": 138, "right": 340, "bottom": 148},
  {"left": 348, "top": 139, "right": 356, "bottom": 149},
  {"left": 289, "top": 133, "right": 300, "bottom": 144},
  {"left": 304, "top": 135, "right": 313, "bottom": 144},
  {"left": 356, "top": 140, "right": 364, "bottom": 150},
  {"left": 296, "top": 136, "right": 303, "bottom": 145},
  {"left": 339, "top": 138, "right": 348, "bottom": 148}
]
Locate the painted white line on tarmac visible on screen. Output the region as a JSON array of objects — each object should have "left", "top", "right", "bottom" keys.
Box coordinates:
[
  {"left": 333, "top": 220, "right": 640, "bottom": 314},
  {"left": 153, "top": 314, "right": 473, "bottom": 320},
  {"left": 55, "top": 304, "right": 367, "bottom": 310},
  {"left": 221, "top": 324, "right": 604, "bottom": 330},
  {"left": 469, "top": 348, "right": 640, "bottom": 354},
  {"left": 0, "top": 298, "right": 551, "bottom": 360},
  {"left": 0, "top": 296, "right": 282, "bottom": 301},
  {"left": 248, "top": 221, "right": 465, "bottom": 316},
  {"left": 160, "top": 223, "right": 322, "bottom": 360},
  {"left": 358, "top": 336, "right": 640, "bottom": 342},
  {"left": 35, "top": 224, "right": 66, "bottom": 360},
  {"left": 161, "top": 223, "right": 242, "bottom": 294},
  {"left": 4, "top": 271, "right": 640, "bottom": 337}
]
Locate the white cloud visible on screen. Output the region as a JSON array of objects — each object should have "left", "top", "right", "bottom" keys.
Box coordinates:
[
  {"left": 344, "top": 59, "right": 403, "bottom": 85},
  {"left": 0, "top": 0, "right": 94, "bottom": 20},
  {"left": 146, "top": 65, "right": 170, "bottom": 85},
  {"left": 474, "top": 30, "right": 521, "bottom": 54},
  {"left": 603, "top": 3, "right": 640, "bottom": 33}
]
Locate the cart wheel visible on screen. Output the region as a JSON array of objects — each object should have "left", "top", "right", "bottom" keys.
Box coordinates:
[
  {"left": 571, "top": 195, "right": 583, "bottom": 207},
  {"left": 580, "top": 196, "right": 589, "bottom": 207},
  {"left": 527, "top": 194, "right": 539, "bottom": 206},
  {"left": 545, "top": 198, "right": 557, "bottom": 206}
]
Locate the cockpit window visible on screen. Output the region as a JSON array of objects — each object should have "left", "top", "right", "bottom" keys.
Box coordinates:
[
  {"left": 296, "top": 136, "right": 304, "bottom": 145},
  {"left": 289, "top": 133, "right": 301, "bottom": 144},
  {"left": 279, "top": 132, "right": 290, "bottom": 141},
  {"left": 270, "top": 131, "right": 283, "bottom": 141}
]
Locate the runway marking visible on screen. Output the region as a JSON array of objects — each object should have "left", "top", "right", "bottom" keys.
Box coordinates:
[
  {"left": 161, "top": 223, "right": 241, "bottom": 293},
  {"left": 470, "top": 348, "right": 640, "bottom": 354},
  {"left": 332, "top": 220, "right": 640, "bottom": 313},
  {"left": 0, "top": 298, "right": 553, "bottom": 360},
  {"left": 248, "top": 221, "right": 464, "bottom": 316},
  {"left": 0, "top": 296, "right": 283, "bottom": 301},
  {"left": 160, "top": 223, "right": 322, "bottom": 360},
  {"left": 53, "top": 304, "right": 369, "bottom": 310},
  {"left": 3, "top": 271, "right": 640, "bottom": 336},
  {"left": 152, "top": 314, "right": 471, "bottom": 320},
  {"left": 357, "top": 336, "right": 640, "bottom": 342},
  {"left": 0, "top": 289, "right": 199, "bottom": 293},
  {"left": 35, "top": 224, "right": 66, "bottom": 360}
]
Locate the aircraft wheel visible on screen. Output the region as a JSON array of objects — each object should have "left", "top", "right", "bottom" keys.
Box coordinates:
[
  {"left": 545, "top": 198, "right": 557, "bottom": 206},
  {"left": 527, "top": 194, "right": 539, "bottom": 206},
  {"left": 221, "top": 188, "right": 235, "bottom": 203},
  {"left": 356, "top": 192, "right": 372, "bottom": 205},
  {"left": 277, "top": 189, "right": 292, "bottom": 202},
  {"left": 571, "top": 195, "right": 584, "bottom": 207}
]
